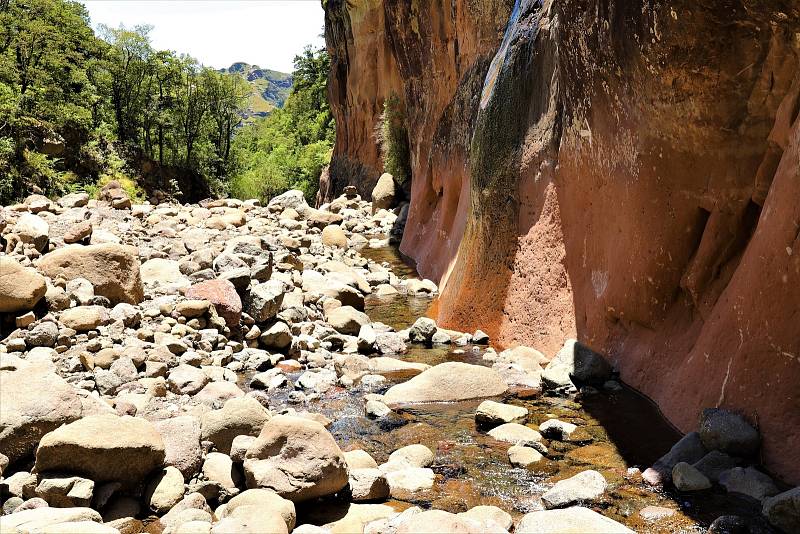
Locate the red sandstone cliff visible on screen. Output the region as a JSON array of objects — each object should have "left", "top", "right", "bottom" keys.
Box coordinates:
[{"left": 325, "top": 0, "right": 800, "bottom": 483}]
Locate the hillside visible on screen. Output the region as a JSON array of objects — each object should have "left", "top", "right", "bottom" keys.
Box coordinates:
[{"left": 222, "top": 62, "right": 293, "bottom": 121}]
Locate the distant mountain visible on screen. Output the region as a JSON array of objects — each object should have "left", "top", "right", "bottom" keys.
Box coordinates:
[{"left": 222, "top": 62, "right": 293, "bottom": 122}]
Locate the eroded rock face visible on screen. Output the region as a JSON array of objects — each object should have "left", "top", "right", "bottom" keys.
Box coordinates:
[{"left": 325, "top": 0, "right": 800, "bottom": 483}]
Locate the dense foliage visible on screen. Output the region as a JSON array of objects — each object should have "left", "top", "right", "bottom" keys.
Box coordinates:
[
  {"left": 0, "top": 0, "right": 334, "bottom": 205},
  {"left": 377, "top": 94, "right": 410, "bottom": 185},
  {"left": 0, "top": 0, "right": 249, "bottom": 203},
  {"left": 230, "top": 46, "right": 334, "bottom": 203}
]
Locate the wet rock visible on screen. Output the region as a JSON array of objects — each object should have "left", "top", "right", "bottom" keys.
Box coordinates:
[
  {"left": 38, "top": 244, "right": 144, "bottom": 304},
  {"left": 638, "top": 506, "right": 676, "bottom": 521},
  {"left": 708, "top": 515, "right": 771, "bottom": 534},
  {"left": 516, "top": 507, "right": 635, "bottom": 533},
  {"left": 0, "top": 257, "right": 47, "bottom": 312},
  {"left": 539, "top": 419, "right": 577, "bottom": 441},
  {"left": 408, "top": 317, "right": 437, "bottom": 344},
  {"left": 719, "top": 467, "right": 779, "bottom": 501},
  {"left": 243, "top": 415, "right": 348, "bottom": 502},
  {"left": 365, "top": 399, "right": 392, "bottom": 418},
  {"left": 475, "top": 400, "right": 528, "bottom": 427},
  {"left": 699, "top": 408, "right": 760, "bottom": 457},
  {"left": 672, "top": 462, "right": 712, "bottom": 491},
  {"left": 541, "top": 470, "right": 607, "bottom": 509},
  {"left": 692, "top": 450, "right": 741, "bottom": 483},
  {"left": 643, "top": 431, "right": 706, "bottom": 486},
  {"left": 508, "top": 445, "right": 543, "bottom": 467},
  {"left": 201, "top": 397, "right": 271, "bottom": 454},
  {"left": 487, "top": 423, "right": 542, "bottom": 446},
  {"left": 405, "top": 279, "right": 438, "bottom": 296},
  {"left": 541, "top": 339, "right": 612, "bottom": 390},
  {"left": 34, "top": 414, "right": 165, "bottom": 486},
  {"left": 382, "top": 362, "right": 507, "bottom": 407},
  {"left": 762, "top": 487, "right": 800, "bottom": 533}
]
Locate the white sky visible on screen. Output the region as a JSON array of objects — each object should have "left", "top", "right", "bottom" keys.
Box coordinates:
[{"left": 81, "top": 1, "right": 326, "bottom": 73}]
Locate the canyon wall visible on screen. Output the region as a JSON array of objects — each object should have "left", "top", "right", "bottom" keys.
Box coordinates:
[{"left": 324, "top": 0, "right": 800, "bottom": 483}]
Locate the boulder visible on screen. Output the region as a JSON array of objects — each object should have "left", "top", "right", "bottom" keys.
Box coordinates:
[
  {"left": 475, "top": 401, "right": 528, "bottom": 427},
  {"left": 267, "top": 190, "right": 309, "bottom": 215},
  {"left": 220, "top": 489, "right": 296, "bottom": 531},
  {"left": 458, "top": 506, "right": 513, "bottom": 532},
  {"left": 154, "top": 416, "right": 202, "bottom": 480},
  {"left": 14, "top": 213, "right": 49, "bottom": 252},
  {"left": 305, "top": 208, "right": 344, "bottom": 229},
  {"left": 387, "top": 444, "right": 435, "bottom": 469},
  {"left": 145, "top": 466, "right": 185, "bottom": 513},
  {"left": 762, "top": 487, "right": 800, "bottom": 533},
  {"left": 541, "top": 470, "right": 607, "bottom": 509},
  {"left": 245, "top": 281, "right": 286, "bottom": 323},
  {"left": 62, "top": 221, "right": 93, "bottom": 244},
  {"left": 382, "top": 362, "right": 507, "bottom": 407},
  {"left": 0, "top": 257, "right": 47, "bottom": 312},
  {"left": 201, "top": 397, "right": 271, "bottom": 454},
  {"left": 34, "top": 414, "right": 165, "bottom": 486},
  {"left": 348, "top": 468, "right": 390, "bottom": 501},
  {"left": 671, "top": 462, "right": 711, "bottom": 491},
  {"left": 371, "top": 173, "right": 397, "bottom": 214},
  {"left": 0, "top": 367, "right": 86, "bottom": 464},
  {"left": 344, "top": 450, "right": 378, "bottom": 470},
  {"left": 59, "top": 193, "right": 90, "bottom": 208},
  {"left": 395, "top": 510, "right": 484, "bottom": 534},
  {"left": 0, "top": 508, "right": 103, "bottom": 534},
  {"left": 34, "top": 474, "right": 94, "bottom": 507},
  {"left": 699, "top": 408, "right": 760, "bottom": 457},
  {"left": 38, "top": 244, "right": 144, "bottom": 304},
  {"left": 140, "top": 259, "right": 189, "bottom": 288},
  {"left": 384, "top": 467, "right": 435, "bottom": 497},
  {"left": 408, "top": 317, "right": 437, "bottom": 344},
  {"left": 539, "top": 419, "right": 578, "bottom": 441},
  {"left": 259, "top": 322, "right": 293, "bottom": 350},
  {"left": 488, "top": 423, "right": 543, "bottom": 445},
  {"left": 202, "top": 452, "right": 241, "bottom": 491},
  {"left": 642, "top": 431, "right": 706, "bottom": 486},
  {"left": 321, "top": 225, "right": 348, "bottom": 248},
  {"left": 718, "top": 467, "right": 778, "bottom": 501},
  {"left": 59, "top": 306, "right": 108, "bottom": 332},
  {"left": 692, "top": 450, "right": 741, "bottom": 483},
  {"left": 185, "top": 279, "right": 242, "bottom": 329},
  {"left": 508, "top": 445, "right": 543, "bottom": 467},
  {"left": 516, "top": 507, "right": 635, "bottom": 533},
  {"left": 243, "top": 415, "right": 348, "bottom": 502},
  {"left": 325, "top": 306, "right": 370, "bottom": 335},
  {"left": 168, "top": 365, "right": 210, "bottom": 396},
  {"left": 541, "top": 339, "right": 612, "bottom": 390}
]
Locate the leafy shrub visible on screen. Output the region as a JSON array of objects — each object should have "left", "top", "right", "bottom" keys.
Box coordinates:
[{"left": 377, "top": 94, "right": 411, "bottom": 184}]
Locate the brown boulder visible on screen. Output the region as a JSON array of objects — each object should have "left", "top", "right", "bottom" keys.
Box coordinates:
[
  {"left": 38, "top": 244, "right": 144, "bottom": 304},
  {"left": 0, "top": 257, "right": 47, "bottom": 312},
  {"left": 34, "top": 414, "right": 165, "bottom": 486},
  {"left": 185, "top": 279, "right": 241, "bottom": 329}
]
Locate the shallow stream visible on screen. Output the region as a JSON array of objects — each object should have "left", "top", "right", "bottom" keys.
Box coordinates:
[{"left": 250, "top": 245, "right": 774, "bottom": 533}]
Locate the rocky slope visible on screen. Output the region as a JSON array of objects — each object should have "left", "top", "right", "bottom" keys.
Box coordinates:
[
  {"left": 221, "top": 62, "right": 293, "bottom": 121},
  {"left": 324, "top": 0, "right": 800, "bottom": 483}
]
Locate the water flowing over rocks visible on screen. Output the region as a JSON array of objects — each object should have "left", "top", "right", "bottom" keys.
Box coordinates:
[{"left": 0, "top": 189, "right": 796, "bottom": 533}]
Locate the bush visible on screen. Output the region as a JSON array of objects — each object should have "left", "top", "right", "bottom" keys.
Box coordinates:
[{"left": 377, "top": 94, "right": 411, "bottom": 184}]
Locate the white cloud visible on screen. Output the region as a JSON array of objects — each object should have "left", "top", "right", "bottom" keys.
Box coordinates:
[{"left": 81, "top": 0, "right": 325, "bottom": 73}]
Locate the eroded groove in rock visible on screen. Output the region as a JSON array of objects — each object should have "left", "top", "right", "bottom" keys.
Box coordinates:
[{"left": 325, "top": 0, "right": 800, "bottom": 482}]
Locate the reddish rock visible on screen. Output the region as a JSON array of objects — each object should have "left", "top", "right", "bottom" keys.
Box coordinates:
[
  {"left": 325, "top": 0, "right": 800, "bottom": 483},
  {"left": 185, "top": 279, "right": 241, "bottom": 329}
]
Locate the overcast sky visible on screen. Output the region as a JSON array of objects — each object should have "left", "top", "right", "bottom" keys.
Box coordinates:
[{"left": 82, "top": 1, "right": 326, "bottom": 73}]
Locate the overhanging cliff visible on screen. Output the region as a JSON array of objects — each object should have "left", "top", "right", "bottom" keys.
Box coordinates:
[{"left": 324, "top": 0, "right": 800, "bottom": 483}]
